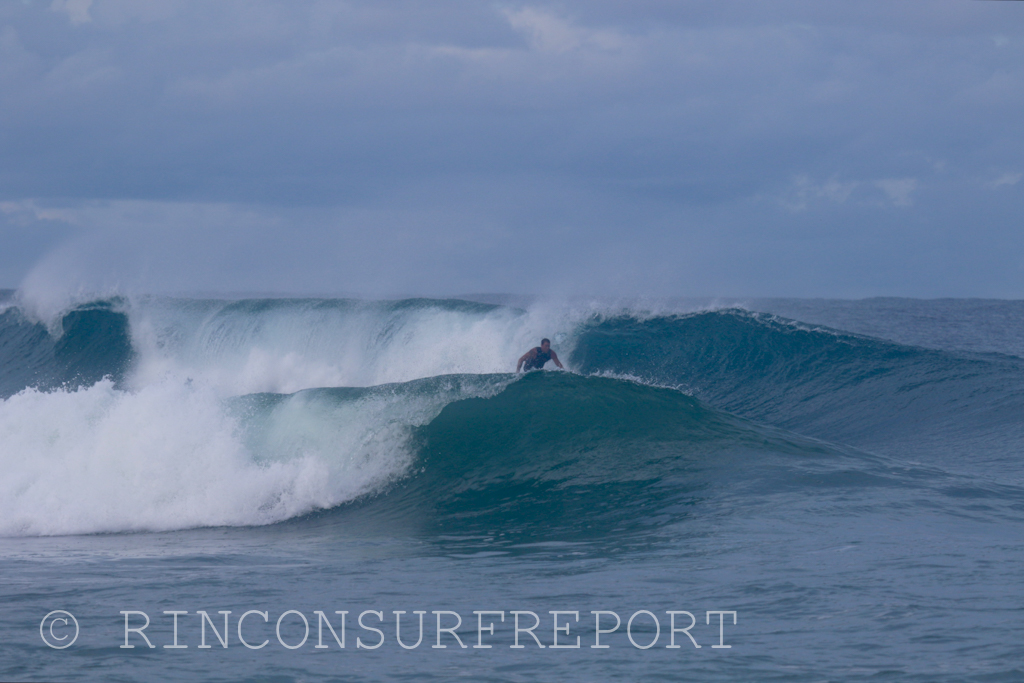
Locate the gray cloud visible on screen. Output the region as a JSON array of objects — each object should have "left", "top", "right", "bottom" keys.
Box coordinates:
[{"left": 1, "top": 0, "right": 1023, "bottom": 297}]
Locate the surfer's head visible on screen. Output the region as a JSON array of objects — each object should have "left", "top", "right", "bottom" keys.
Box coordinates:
[{"left": 540, "top": 338, "right": 551, "bottom": 351}]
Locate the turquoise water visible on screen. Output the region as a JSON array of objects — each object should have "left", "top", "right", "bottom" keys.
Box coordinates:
[{"left": 1, "top": 294, "right": 1023, "bottom": 681}]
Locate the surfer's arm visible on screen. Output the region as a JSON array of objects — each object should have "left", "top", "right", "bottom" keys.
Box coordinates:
[
  {"left": 550, "top": 350, "right": 564, "bottom": 369},
  {"left": 516, "top": 349, "right": 536, "bottom": 372}
]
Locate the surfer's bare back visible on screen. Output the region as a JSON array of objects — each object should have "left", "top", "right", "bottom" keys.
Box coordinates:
[{"left": 517, "top": 338, "right": 564, "bottom": 372}]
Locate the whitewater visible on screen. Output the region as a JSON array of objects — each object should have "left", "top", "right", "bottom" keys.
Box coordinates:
[{"left": 2, "top": 291, "right": 1023, "bottom": 681}]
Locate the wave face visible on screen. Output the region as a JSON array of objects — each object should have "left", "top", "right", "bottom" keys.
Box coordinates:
[
  {"left": 1, "top": 296, "right": 1020, "bottom": 536},
  {"left": 347, "top": 371, "right": 865, "bottom": 544}
]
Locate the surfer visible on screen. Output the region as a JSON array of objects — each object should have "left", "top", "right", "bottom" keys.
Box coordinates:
[{"left": 517, "top": 338, "right": 564, "bottom": 372}]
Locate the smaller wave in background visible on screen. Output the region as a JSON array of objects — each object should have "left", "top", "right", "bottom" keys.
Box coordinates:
[
  {"left": 0, "top": 300, "right": 132, "bottom": 398},
  {"left": 571, "top": 309, "right": 1024, "bottom": 464}
]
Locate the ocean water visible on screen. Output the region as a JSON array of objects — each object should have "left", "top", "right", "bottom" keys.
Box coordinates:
[{"left": 1, "top": 292, "right": 1023, "bottom": 681}]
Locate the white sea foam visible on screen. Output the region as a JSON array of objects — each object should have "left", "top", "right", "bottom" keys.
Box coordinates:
[
  {"left": 0, "top": 373, "right": 510, "bottom": 536},
  {"left": 0, "top": 379, "right": 304, "bottom": 535},
  {"left": 126, "top": 297, "right": 587, "bottom": 395}
]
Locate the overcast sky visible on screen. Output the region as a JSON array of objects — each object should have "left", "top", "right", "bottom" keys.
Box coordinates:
[{"left": 1, "top": 0, "right": 1023, "bottom": 298}]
